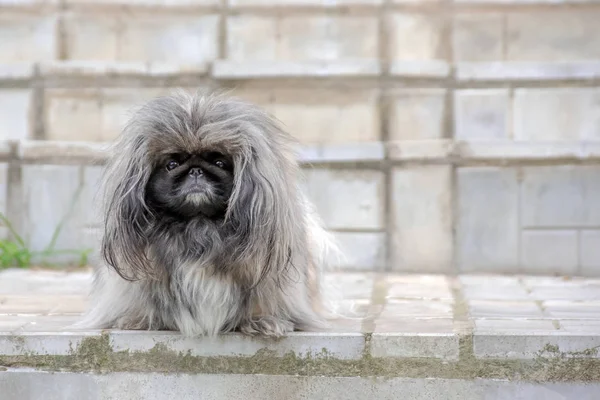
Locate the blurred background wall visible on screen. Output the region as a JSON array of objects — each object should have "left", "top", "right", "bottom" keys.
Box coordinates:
[{"left": 1, "top": 0, "right": 599, "bottom": 275}]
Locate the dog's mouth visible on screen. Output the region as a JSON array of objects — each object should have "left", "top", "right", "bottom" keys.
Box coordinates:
[
  {"left": 181, "top": 182, "right": 208, "bottom": 195},
  {"left": 185, "top": 192, "right": 210, "bottom": 206}
]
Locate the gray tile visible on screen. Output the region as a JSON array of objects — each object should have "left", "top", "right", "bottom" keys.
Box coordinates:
[
  {"left": 474, "top": 319, "right": 557, "bottom": 334},
  {"left": 559, "top": 320, "right": 600, "bottom": 334},
  {"left": 468, "top": 301, "right": 544, "bottom": 319},
  {"left": 529, "top": 286, "right": 600, "bottom": 301},
  {"left": 374, "top": 318, "right": 454, "bottom": 334},
  {"left": 381, "top": 300, "right": 453, "bottom": 318},
  {"left": 459, "top": 275, "right": 522, "bottom": 286},
  {"left": 386, "top": 275, "right": 452, "bottom": 300},
  {"left": 543, "top": 301, "right": 600, "bottom": 319},
  {"left": 0, "top": 295, "right": 85, "bottom": 314},
  {"left": 461, "top": 282, "right": 531, "bottom": 301},
  {"left": 0, "top": 268, "right": 92, "bottom": 296},
  {"left": 18, "top": 315, "right": 82, "bottom": 332}
]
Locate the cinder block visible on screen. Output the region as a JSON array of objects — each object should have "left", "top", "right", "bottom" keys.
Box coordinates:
[
  {"left": 19, "top": 165, "right": 98, "bottom": 264},
  {"left": 457, "top": 167, "right": 519, "bottom": 273},
  {"left": 331, "top": 232, "right": 386, "bottom": 271},
  {"left": 301, "top": 168, "right": 385, "bottom": 230},
  {"left": 507, "top": 11, "right": 600, "bottom": 62},
  {"left": 388, "top": 89, "right": 446, "bottom": 141},
  {"left": 45, "top": 90, "right": 103, "bottom": 142},
  {"left": 453, "top": 14, "right": 503, "bottom": 62},
  {"left": 62, "top": 13, "right": 119, "bottom": 61},
  {"left": 521, "top": 166, "right": 600, "bottom": 228},
  {"left": 0, "top": 12, "right": 57, "bottom": 62},
  {"left": 521, "top": 230, "right": 579, "bottom": 275},
  {"left": 233, "top": 89, "right": 380, "bottom": 144},
  {"left": 387, "top": 13, "right": 446, "bottom": 62},
  {"left": 119, "top": 14, "right": 219, "bottom": 64},
  {"left": 0, "top": 164, "right": 8, "bottom": 239},
  {"left": 0, "top": 89, "right": 33, "bottom": 140},
  {"left": 513, "top": 88, "right": 600, "bottom": 142},
  {"left": 226, "top": 15, "right": 378, "bottom": 62},
  {"left": 581, "top": 230, "right": 600, "bottom": 276},
  {"left": 44, "top": 88, "right": 175, "bottom": 142},
  {"left": 454, "top": 89, "right": 510, "bottom": 140},
  {"left": 391, "top": 166, "right": 453, "bottom": 272},
  {"left": 64, "top": 12, "right": 219, "bottom": 63}
]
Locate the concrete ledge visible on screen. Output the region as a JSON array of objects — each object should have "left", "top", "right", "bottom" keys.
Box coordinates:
[
  {"left": 0, "top": 63, "right": 36, "bottom": 80},
  {"left": 387, "top": 140, "right": 454, "bottom": 161},
  {"left": 7, "top": 140, "right": 600, "bottom": 165},
  {"left": 38, "top": 61, "right": 210, "bottom": 77},
  {"left": 298, "top": 142, "right": 385, "bottom": 163},
  {"left": 0, "top": 141, "right": 14, "bottom": 160},
  {"left": 457, "top": 140, "right": 600, "bottom": 161},
  {"left": 212, "top": 60, "right": 382, "bottom": 79},
  {"left": 5, "top": 61, "right": 600, "bottom": 83},
  {"left": 389, "top": 61, "right": 451, "bottom": 79},
  {"left": 228, "top": 0, "right": 384, "bottom": 7},
  {"left": 4, "top": 371, "right": 600, "bottom": 400},
  {"left": 17, "top": 140, "right": 110, "bottom": 164},
  {"left": 454, "top": 0, "right": 599, "bottom": 4},
  {"left": 456, "top": 62, "right": 600, "bottom": 82}
]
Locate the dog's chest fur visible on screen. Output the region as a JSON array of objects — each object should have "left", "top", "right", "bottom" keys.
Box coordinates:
[{"left": 151, "top": 265, "right": 244, "bottom": 336}]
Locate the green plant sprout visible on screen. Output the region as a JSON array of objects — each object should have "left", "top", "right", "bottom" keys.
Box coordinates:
[{"left": 0, "top": 180, "right": 92, "bottom": 269}]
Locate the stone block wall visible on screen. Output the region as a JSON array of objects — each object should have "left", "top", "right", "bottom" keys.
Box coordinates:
[{"left": 1, "top": 0, "right": 600, "bottom": 275}]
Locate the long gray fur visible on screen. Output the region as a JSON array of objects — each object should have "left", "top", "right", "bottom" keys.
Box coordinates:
[{"left": 74, "top": 90, "right": 338, "bottom": 337}]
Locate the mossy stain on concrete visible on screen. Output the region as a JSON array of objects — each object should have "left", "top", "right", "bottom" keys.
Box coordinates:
[{"left": 1, "top": 334, "right": 600, "bottom": 383}]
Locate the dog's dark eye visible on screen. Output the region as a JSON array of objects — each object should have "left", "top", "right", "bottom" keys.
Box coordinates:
[
  {"left": 214, "top": 160, "right": 225, "bottom": 168},
  {"left": 166, "top": 160, "right": 179, "bottom": 171}
]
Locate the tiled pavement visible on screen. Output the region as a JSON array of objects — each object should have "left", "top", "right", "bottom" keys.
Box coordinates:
[
  {"left": 1, "top": 267, "right": 599, "bottom": 360},
  {"left": 2, "top": 268, "right": 600, "bottom": 334}
]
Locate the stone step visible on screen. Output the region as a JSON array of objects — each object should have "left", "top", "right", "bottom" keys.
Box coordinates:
[
  {"left": 1, "top": 268, "right": 600, "bottom": 399},
  {"left": 3, "top": 370, "right": 600, "bottom": 400}
]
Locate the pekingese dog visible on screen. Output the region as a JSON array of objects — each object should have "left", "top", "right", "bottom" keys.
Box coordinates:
[{"left": 76, "top": 90, "right": 338, "bottom": 337}]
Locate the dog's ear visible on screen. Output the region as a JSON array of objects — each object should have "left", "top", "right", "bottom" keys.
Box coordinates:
[
  {"left": 101, "top": 135, "right": 155, "bottom": 281},
  {"left": 224, "top": 120, "right": 308, "bottom": 290}
]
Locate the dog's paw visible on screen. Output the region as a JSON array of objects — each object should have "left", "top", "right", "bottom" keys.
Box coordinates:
[
  {"left": 238, "top": 316, "right": 294, "bottom": 337},
  {"left": 114, "top": 316, "right": 151, "bottom": 331}
]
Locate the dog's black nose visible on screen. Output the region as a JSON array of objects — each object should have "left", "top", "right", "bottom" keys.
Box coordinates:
[{"left": 188, "top": 167, "right": 203, "bottom": 177}]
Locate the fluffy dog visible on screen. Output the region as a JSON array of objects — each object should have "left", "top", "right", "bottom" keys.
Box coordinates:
[{"left": 75, "top": 90, "right": 338, "bottom": 337}]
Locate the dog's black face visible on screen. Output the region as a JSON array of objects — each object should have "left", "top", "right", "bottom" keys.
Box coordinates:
[{"left": 146, "top": 150, "right": 235, "bottom": 219}]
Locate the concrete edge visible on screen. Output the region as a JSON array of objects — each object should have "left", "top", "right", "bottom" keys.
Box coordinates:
[
  {"left": 5, "top": 140, "right": 600, "bottom": 165},
  {"left": 6, "top": 61, "right": 600, "bottom": 82},
  {"left": 1, "top": 330, "right": 600, "bottom": 380},
  {"left": 211, "top": 60, "right": 382, "bottom": 79},
  {"left": 456, "top": 61, "right": 600, "bottom": 82}
]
